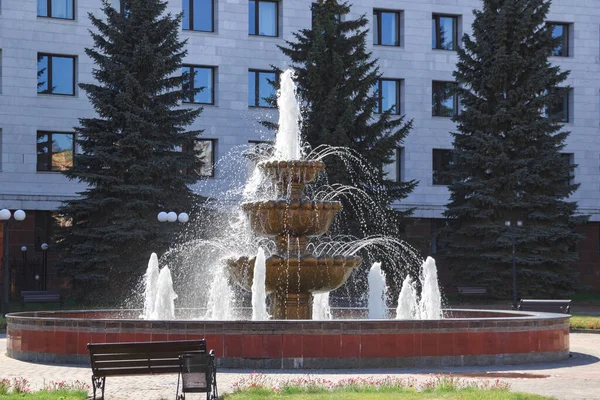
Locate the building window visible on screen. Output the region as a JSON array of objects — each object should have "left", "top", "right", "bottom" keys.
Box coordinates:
[
  {"left": 373, "top": 10, "right": 400, "bottom": 46},
  {"left": 182, "top": 0, "right": 213, "bottom": 32},
  {"left": 249, "top": 0, "right": 278, "bottom": 37},
  {"left": 396, "top": 147, "right": 403, "bottom": 182},
  {"left": 561, "top": 153, "right": 575, "bottom": 185},
  {"left": 548, "top": 88, "right": 569, "bottom": 122},
  {"left": 35, "top": 211, "right": 55, "bottom": 251},
  {"left": 37, "top": 0, "right": 74, "bottom": 19},
  {"left": 37, "top": 54, "right": 76, "bottom": 96},
  {"left": 432, "top": 14, "right": 458, "bottom": 50},
  {"left": 432, "top": 81, "right": 457, "bottom": 117},
  {"left": 432, "top": 149, "right": 456, "bottom": 185},
  {"left": 248, "top": 70, "right": 276, "bottom": 107},
  {"left": 550, "top": 23, "right": 569, "bottom": 57},
  {"left": 375, "top": 79, "right": 401, "bottom": 114},
  {"left": 36, "top": 131, "right": 75, "bottom": 172},
  {"left": 184, "top": 139, "right": 216, "bottom": 178},
  {"left": 182, "top": 65, "right": 214, "bottom": 104}
]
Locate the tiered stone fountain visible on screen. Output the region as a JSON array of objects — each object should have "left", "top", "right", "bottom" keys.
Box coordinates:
[{"left": 227, "top": 159, "right": 362, "bottom": 319}]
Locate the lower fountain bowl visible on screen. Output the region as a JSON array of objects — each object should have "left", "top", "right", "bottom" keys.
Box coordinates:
[
  {"left": 226, "top": 254, "right": 362, "bottom": 294},
  {"left": 6, "top": 309, "right": 570, "bottom": 368}
]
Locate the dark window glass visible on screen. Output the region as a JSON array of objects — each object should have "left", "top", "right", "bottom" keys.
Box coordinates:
[
  {"left": 432, "top": 14, "right": 457, "bottom": 50},
  {"left": 551, "top": 23, "right": 569, "bottom": 57},
  {"left": 184, "top": 139, "right": 216, "bottom": 177},
  {"left": 432, "top": 149, "right": 456, "bottom": 185},
  {"left": 249, "top": 0, "right": 278, "bottom": 37},
  {"left": 396, "top": 147, "right": 403, "bottom": 182},
  {"left": 36, "top": 131, "right": 74, "bottom": 172},
  {"left": 37, "top": 0, "right": 74, "bottom": 19},
  {"left": 561, "top": 153, "right": 575, "bottom": 185},
  {"left": 374, "top": 10, "right": 400, "bottom": 46},
  {"left": 37, "top": 54, "right": 76, "bottom": 96},
  {"left": 35, "top": 211, "right": 54, "bottom": 251},
  {"left": 183, "top": 0, "right": 213, "bottom": 32},
  {"left": 248, "top": 70, "right": 276, "bottom": 107},
  {"left": 375, "top": 79, "right": 401, "bottom": 114},
  {"left": 548, "top": 88, "right": 569, "bottom": 122},
  {"left": 432, "top": 81, "right": 457, "bottom": 117},
  {"left": 182, "top": 65, "right": 214, "bottom": 104}
]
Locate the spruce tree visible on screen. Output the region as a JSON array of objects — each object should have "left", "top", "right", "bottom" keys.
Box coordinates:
[
  {"left": 443, "top": 0, "right": 587, "bottom": 297},
  {"left": 277, "top": 0, "right": 417, "bottom": 239},
  {"left": 56, "top": 0, "right": 203, "bottom": 300}
]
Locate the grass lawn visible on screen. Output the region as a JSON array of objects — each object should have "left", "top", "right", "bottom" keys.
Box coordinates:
[
  {"left": 224, "top": 387, "right": 553, "bottom": 400},
  {"left": 0, "top": 390, "right": 87, "bottom": 399},
  {"left": 571, "top": 314, "right": 600, "bottom": 329}
]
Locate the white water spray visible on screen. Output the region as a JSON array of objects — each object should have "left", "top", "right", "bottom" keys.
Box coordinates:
[
  {"left": 274, "top": 69, "right": 303, "bottom": 160},
  {"left": 368, "top": 262, "right": 387, "bottom": 319},
  {"left": 252, "top": 247, "right": 269, "bottom": 320},
  {"left": 205, "top": 262, "right": 234, "bottom": 320},
  {"left": 396, "top": 276, "right": 418, "bottom": 320},
  {"left": 419, "top": 257, "right": 442, "bottom": 319},
  {"left": 142, "top": 253, "right": 160, "bottom": 319},
  {"left": 151, "top": 266, "right": 178, "bottom": 320},
  {"left": 312, "top": 292, "right": 332, "bottom": 320}
]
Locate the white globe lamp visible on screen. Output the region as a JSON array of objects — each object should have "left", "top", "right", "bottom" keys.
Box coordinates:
[
  {"left": 178, "top": 213, "right": 189, "bottom": 223},
  {"left": 167, "top": 211, "right": 178, "bottom": 223},
  {"left": 0, "top": 209, "right": 11, "bottom": 220},
  {"left": 13, "top": 210, "right": 26, "bottom": 221},
  {"left": 157, "top": 212, "right": 168, "bottom": 222}
]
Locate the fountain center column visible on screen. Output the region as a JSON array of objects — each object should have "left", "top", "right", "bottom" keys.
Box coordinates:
[{"left": 270, "top": 293, "right": 312, "bottom": 320}]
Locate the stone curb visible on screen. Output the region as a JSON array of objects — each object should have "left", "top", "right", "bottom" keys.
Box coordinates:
[{"left": 570, "top": 328, "right": 600, "bottom": 334}]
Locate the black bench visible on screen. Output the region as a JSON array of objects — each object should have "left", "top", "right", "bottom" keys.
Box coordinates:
[
  {"left": 21, "top": 291, "right": 63, "bottom": 310},
  {"left": 88, "top": 340, "right": 217, "bottom": 399},
  {"left": 518, "top": 299, "right": 571, "bottom": 314},
  {"left": 457, "top": 286, "right": 488, "bottom": 297}
]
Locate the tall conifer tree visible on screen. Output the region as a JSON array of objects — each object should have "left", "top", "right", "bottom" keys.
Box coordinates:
[
  {"left": 277, "top": 0, "right": 417, "bottom": 239},
  {"left": 443, "top": 0, "right": 587, "bottom": 296},
  {"left": 56, "top": 0, "right": 203, "bottom": 299}
]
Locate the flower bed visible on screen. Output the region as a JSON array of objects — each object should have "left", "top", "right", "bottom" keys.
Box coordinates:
[{"left": 0, "top": 377, "right": 88, "bottom": 399}]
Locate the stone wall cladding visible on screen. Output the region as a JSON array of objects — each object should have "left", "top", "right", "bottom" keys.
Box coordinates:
[
  {"left": 0, "top": 0, "right": 598, "bottom": 222},
  {"left": 6, "top": 310, "right": 570, "bottom": 368}
]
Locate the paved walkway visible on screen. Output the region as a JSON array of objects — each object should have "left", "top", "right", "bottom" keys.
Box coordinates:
[{"left": 1, "top": 333, "right": 599, "bottom": 399}]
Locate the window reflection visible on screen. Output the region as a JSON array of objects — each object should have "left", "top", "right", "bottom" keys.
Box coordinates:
[
  {"left": 37, "top": 132, "right": 74, "bottom": 172},
  {"left": 249, "top": 0, "right": 278, "bottom": 37},
  {"left": 37, "top": 54, "right": 75, "bottom": 96},
  {"left": 432, "top": 81, "right": 457, "bottom": 117},
  {"left": 432, "top": 14, "right": 457, "bottom": 50},
  {"left": 248, "top": 70, "right": 276, "bottom": 107}
]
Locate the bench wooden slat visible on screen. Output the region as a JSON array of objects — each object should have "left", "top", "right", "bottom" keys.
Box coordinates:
[
  {"left": 93, "top": 359, "right": 181, "bottom": 369},
  {"left": 88, "top": 340, "right": 206, "bottom": 354},
  {"left": 518, "top": 299, "right": 571, "bottom": 314},
  {"left": 91, "top": 350, "right": 205, "bottom": 362},
  {"left": 93, "top": 366, "right": 182, "bottom": 377}
]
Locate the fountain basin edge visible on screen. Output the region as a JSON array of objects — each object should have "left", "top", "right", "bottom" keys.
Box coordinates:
[{"left": 6, "top": 309, "right": 569, "bottom": 368}]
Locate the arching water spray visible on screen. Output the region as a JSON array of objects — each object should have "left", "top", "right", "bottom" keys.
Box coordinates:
[
  {"left": 205, "top": 262, "right": 234, "bottom": 320},
  {"left": 368, "top": 262, "right": 387, "bottom": 319},
  {"left": 142, "top": 253, "right": 160, "bottom": 319},
  {"left": 252, "top": 247, "right": 269, "bottom": 320}
]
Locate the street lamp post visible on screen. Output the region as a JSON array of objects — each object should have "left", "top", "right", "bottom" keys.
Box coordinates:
[
  {"left": 157, "top": 211, "right": 189, "bottom": 248},
  {"left": 1, "top": 209, "right": 26, "bottom": 316},
  {"left": 505, "top": 219, "right": 523, "bottom": 310},
  {"left": 41, "top": 243, "right": 49, "bottom": 291}
]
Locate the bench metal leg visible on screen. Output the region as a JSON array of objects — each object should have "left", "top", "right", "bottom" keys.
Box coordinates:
[{"left": 92, "top": 375, "right": 105, "bottom": 399}]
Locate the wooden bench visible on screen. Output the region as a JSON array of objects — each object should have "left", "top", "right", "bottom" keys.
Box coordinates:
[
  {"left": 88, "top": 340, "right": 216, "bottom": 399},
  {"left": 518, "top": 299, "right": 571, "bottom": 314},
  {"left": 21, "top": 291, "right": 63, "bottom": 310},
  {"left": 457, "top": 286, "right": 488, "bottom": 297}
]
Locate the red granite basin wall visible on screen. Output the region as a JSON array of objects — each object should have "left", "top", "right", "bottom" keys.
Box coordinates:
[{"left": 6, "top": 309, "right": 570, "bottom": 368}]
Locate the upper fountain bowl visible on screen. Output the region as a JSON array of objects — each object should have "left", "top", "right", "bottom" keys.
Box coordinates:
[{"left": 258, "top": 160, "right": 325, "bottom": 185}]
